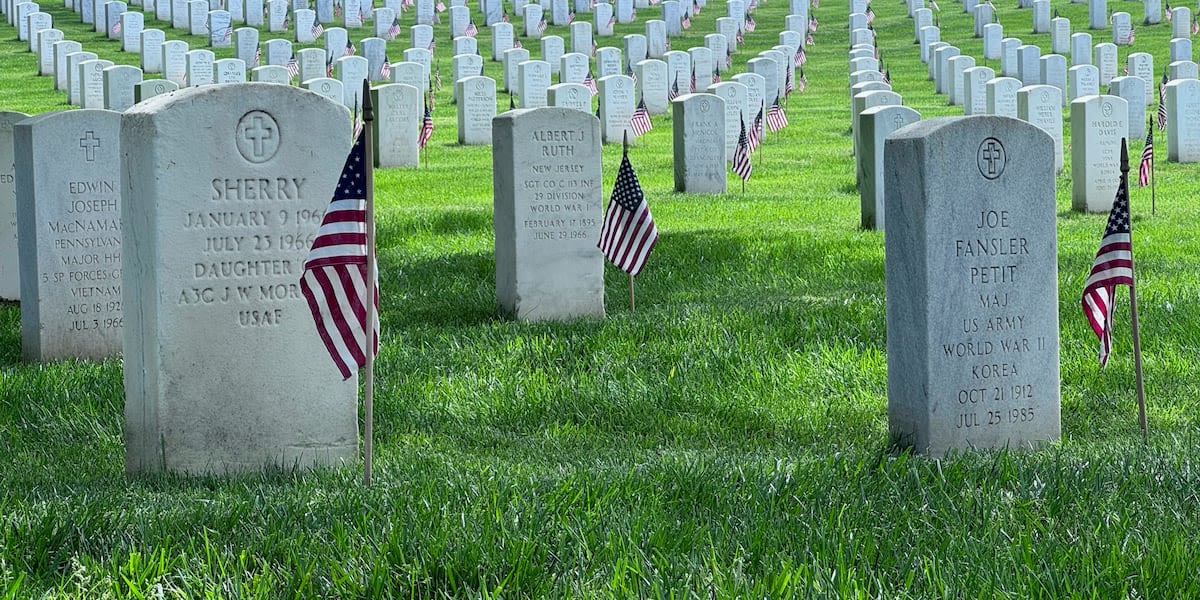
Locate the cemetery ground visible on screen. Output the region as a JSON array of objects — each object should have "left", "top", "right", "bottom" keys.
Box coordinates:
[{"left": 3, "top": 0, "right": 1200, "bottom": 597}]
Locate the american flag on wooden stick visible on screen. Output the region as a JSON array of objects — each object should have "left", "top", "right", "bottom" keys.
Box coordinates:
[
  {"left": 300, "top": 132, "right": 380, "bottom": 380},
  {"left": 598, "top": 152, "right": 659, "bottom": 276},
  {"left": 312, "top": 21, "right": 325, "bottom": 38},
  {"left": 732, "top": 118, "right": 752, "bottom": 182},
  {"left": 766, "top": 97, "right": 787, "bottom": 131},
  {"left": 465, "top": 20, "right": 478, "bottom": 36},
  {"left": 1081, "top": 166, "right": 1135, "bottom": 367},
  {"left": 418, "top": 104, "right": 435, "bottom": 148},
  {"left": 1157, "top": 72, "right": 1168, "bottom": 130},
  {"left": 749, "top": 106, "right": 764, "bottom": 151},
  {"left": 630, "top": 98, "right": 653, "bottom": 136},
  {"left": 1138, "top": 121, "right": 1153, "bottom": 188}
]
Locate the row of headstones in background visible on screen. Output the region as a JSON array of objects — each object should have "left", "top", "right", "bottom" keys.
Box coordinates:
[
  {"left": 912, "top": 41, "right": 1200, "bottom": 209},
  {"left": 898, "top": 0, "right": 1062, "bottom": 460}
]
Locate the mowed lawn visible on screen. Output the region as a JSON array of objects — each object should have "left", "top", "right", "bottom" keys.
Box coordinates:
[{"left": 2, "top": 0, "right": 1200, "bottom": 597}]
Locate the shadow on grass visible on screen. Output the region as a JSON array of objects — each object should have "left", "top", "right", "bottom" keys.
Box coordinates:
[{"left": 379, "top": 206, "right": 493, "bottom": 238}]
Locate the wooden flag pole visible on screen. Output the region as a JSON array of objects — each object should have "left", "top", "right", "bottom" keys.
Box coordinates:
[
  {"left": 361, "top": 79, "right": 378, "bottom": 485},
  {"left": 1122, "top": 138, "right": 1149, "bottom": 443},
  {"left": 623, "top": 131, "right": 636, "bottom": 313},
  {"left": 1149, "top": 114, "right": 1157, "bottom": 215}
]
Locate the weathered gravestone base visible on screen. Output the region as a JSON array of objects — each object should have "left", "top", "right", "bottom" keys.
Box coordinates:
[
  {"left": 15, "top": 109, "right": 124, "bottom": 361},
  {"left": 493, "top": 107, "right": 605, "bottom": 322},
  {"left": 121, "top": 83, "right": 358, "bottom": 475},
  {"left": 884, "top": 116, "right": 1061, "bottom": 456}
]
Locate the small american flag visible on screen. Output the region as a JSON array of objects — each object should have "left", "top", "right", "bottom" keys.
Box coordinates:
[
  {"left": 435, "top": 69, "right": 443, "bottom": 89},
  {"left": 380, "top": 55, "right": 391, "bottom": 78},
  {"left": 811, "top": 0, "right": 818, "bottom": 7},
  {"left": 692, "top": 0, "right": 700, "bottom": 14},
  {"left": 806, "top": 31, "right": 815, "bottom": 46},
  {"left": 766, "top": 97, "right": 787, "bottom": 132},
  {"left": 712, "top": 65, "right": 721, "bottom": 84},
  {"left": 726, "top": 47, "right": 732, "bottom": 67},
  {"left": 501, "top": 9, "right": 509, "bottom": 22},
  {"left": 690, "top": 66, "right": 696, "bottom": 92},
  {"left": 583, "top": 70, "right": 597, "bottom": 94},
  {"left": 736, "top": 28, "right": 745, "bottom": 44},
  {"left": 865, "top": 5, "right": 874, "bottom": 22},
  {"left": 514, "top": 39, "right": 522, "bottom": 48},
  {"left": 930, "top": 0, "right": 939, "bottom": 11},
  {"left": 744, "top": 13, "right": 756, "bottom": 32},
  {"left": 630, "top": 98, "right": 653, "bottom": 136},
  {"left": 591, "top": 40, "right": 597, "bottom": 56},
  {"left": 794, "top": 47, "right": 806, "bottom": 66},
  {"left": 598, "top": 152, "right": 659, "bottom": 277},
  {"left": 334, "top": 1, "right": 342, "bottom": 16},
  {"left": 254, "top": 47, "right": 262, "bottom": 67},
  {"left": 882, "top": 68, "right": 891, "bottom": 84},
  {"left": 299, "top": 132, "right": 380, "bottom": 381},
  {"left": 1081, "top": 167, "right": 1135, "bottom": 367},
  {"left": 537, "top": 17, "right": 547, "bottom": 34},
  {"left": 419, "top": 104, "right": 434, "bottom": 148},
  {"left": 1157, "top": 72, "right": 1167, "bottom": 130},
  {"left": 785, "top": 69, "right": 794, "bottom": 96},
  {"left": 808, "top": 15, "right": 818, "bottom": 32},
  {"left": 327, "top": 57, "right": 334, "bottom": 76},
  {"left": 797, "top": 68, "right": 807, "bottom": 93},
  {"left": 748, "top": 106, "right": 763, "bottom": 151},
  {"left": 732, "top": 118, "right": 752, "bottom": 181},
  {"left": 345, "top": 40, "right": 357, "bottom": 55},
  {"left": 607, "top": 14, "right": 616, "bottom": 28},
  {"left": 1193, "top": 16, "right": 1198, "bottom": 34},
  {"left": 1123, "top": 26, "right": 1135, "bottom": 44},
  {"left": 111, "top": 20, "right": 122, "bottom": 35},
  {"left": 626, "top": 64, "right": 638, "bottom": 86},
  {"left": 1138, "top": 122, "right": 1153, "bottom": 187},
  {"left": 386, "top": 18, "right": 400, "bottom": 39},
  {"left": 287, "top": 54, "right": 300, "bottom": 78},
  {"left": 436, "top": 0, "right": 446, "bottom": 11},
  {"left": 567, "top": 10, "right": 575, "bottom": 23},
  {"left": 312, "top": 21, "right": 325, "bottom": 38},
  {"left": 681, "top": 13, "right": 691, "bottom": 28},
  {"left": 224, "top": 26, "right": 234, "bottom": 41},
  {"left": 428, "top": 38, "right": 437, "bottom": 52},
  {"left": 668, "top": 77, "right": 680, "bottom": 101},
  {"left": 465, "top": 20, "right": 478, "bottom": 36}
]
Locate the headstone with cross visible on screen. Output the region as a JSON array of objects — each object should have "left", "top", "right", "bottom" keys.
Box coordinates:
[
  {"left": 13, "top": 109, "right": 124, "bottom": 361},
  {"left": 884, "top": 116, "right": 1061, "bottom": 456},
  {"left": 671, "top": 92, "right": 726, "bottom": 193},
  {"left": 492, "top": 107, "right": 604, "bottom": 322},
  {"left": 1069, "top": 94, "right": 1128, "bottom": 212},
  {"left": 1017, "top": 85, "right": 1064, "bottom": 172},
  {"left": 120, "top": 82, "right": 357, "bottom": 476},
  {"left": 372, "top": 83, "right": 421, "bottom": 166},
  {"left": 456, "top": 75, "right": 496, "bottom": 144},
  {"left": 858, "top": 105, "right": 920, "bottom": 231}
]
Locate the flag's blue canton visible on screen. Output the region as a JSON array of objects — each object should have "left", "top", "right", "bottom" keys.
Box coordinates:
[{"left": 335, "top": 134, "right": 367, "bottom": 200}]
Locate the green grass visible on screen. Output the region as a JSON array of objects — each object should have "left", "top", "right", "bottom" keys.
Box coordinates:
[{"left": 4, "top": 0, "right": 1200, "bottom": 597}]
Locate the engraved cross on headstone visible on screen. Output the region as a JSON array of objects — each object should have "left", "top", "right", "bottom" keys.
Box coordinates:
[
  {"left": 243, "top": 115, "right": 274, "bottom": 158},
  {"left": 79, "top": 131, "right": 101, "bottom": 162},
  {"left": 982, "top": 139, "right": 1002, "bottom": 177}
]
